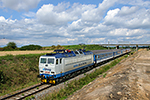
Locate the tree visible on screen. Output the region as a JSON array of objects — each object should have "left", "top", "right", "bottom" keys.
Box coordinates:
[
  {"left": 20, "top": 44, "right": 42, "bottom": 50},
  {"left": 6, "top": 42, "right": 17, "bottom": 49}
]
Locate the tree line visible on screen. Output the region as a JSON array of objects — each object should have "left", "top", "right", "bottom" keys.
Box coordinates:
[
  {"left": 0, "top": 42, "right": 64, "bottom": 51},
  {"left": 0, "top": 42, "right": 42, "bottom": 51}
]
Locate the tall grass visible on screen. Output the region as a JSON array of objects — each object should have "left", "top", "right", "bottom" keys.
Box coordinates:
[
  {"left": 0, "top": 54, "right": 44, "bottom": 96},
  {"left": 44, "top": 55, "right": 128, "bottom": 100}
]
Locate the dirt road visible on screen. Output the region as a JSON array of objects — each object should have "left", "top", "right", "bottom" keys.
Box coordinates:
[
  {"left": 67, "top": 50, "right": 150, "bottom": 100},
  {"left": 0, "top": 50, "right": 53, "bottom": 56}
]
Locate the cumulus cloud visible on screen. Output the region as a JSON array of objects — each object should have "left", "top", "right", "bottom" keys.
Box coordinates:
[
  {"left": 36, "top": 0, "right": 119, "bottom": 25},
  {"left": 0, "top": 0, "right": 150, "bottom": 46},
  {"left": 36, "top": 4, "right": 78, "bottom": 25},
  {"left": 103, "top": 6, "right": 150, "bottom": 29},
  {"left": 1, "top": 0, "right": 41, "bottom": 11},
  {"left": 0, "top": 16, "right": 5, "bottom": 22},
  {"left": 118, "top": 6, "right": 138, "bottom": 16},
  {"left": 23, "top": 12, "right": 36, "bottom": 18},
  {"left": 120, "top": 0, "right": 150, "bottom": 8}
]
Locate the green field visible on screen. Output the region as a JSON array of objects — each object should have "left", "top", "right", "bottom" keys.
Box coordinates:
[{"left": 62, "top": 44, "right": 108, "bottom": 51}]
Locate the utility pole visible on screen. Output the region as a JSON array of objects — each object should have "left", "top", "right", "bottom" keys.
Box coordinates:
[{"left": 108, "top": 41, "right": 109, "bottom": 49}]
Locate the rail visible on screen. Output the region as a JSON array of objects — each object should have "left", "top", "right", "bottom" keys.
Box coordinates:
[{"left": 0, "top": 83, "right": 51, "bottom": 100}]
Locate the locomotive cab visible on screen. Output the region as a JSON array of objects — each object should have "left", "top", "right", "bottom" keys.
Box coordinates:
[
  {"left": 39, "top": 55, "right": 64, "bottom": 84},
  {"left": 39, "top": 56, "right": 55, "bottom": 75}
]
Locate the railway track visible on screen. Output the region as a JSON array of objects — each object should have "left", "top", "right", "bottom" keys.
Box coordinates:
[{"left": 0, "top": 83, "right": 51, "bottom": 100}]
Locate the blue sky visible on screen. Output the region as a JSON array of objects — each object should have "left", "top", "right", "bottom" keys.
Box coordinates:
[{"left": 0, "top": 0, "right": 150, "bottom": 47}]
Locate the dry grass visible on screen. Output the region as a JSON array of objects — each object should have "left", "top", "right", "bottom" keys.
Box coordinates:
[{"left": 0, "top": 50, "right": 53, "bottom": 56}]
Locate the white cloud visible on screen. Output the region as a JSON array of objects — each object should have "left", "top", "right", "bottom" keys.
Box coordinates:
[
  {"left": 109, "top": 28, "right": 145, "bottom": 37},
  {"left": 23, "top": 12, "right": 36, "bottom": 18},
  {"left": 36, "top": 0, "right": 119, "bottom": 25},
  {"left": 120, "top": 0, "right": 150, "bottom": 8},
  {"left": 118, "top": 6, "right": 138, "bottom": 16},
  {"left": 1, "top": 0, "right": 41, "bottom": 11},
  {"left": 36, "top": 3, "right": 79, "bottom": 25},
  {"left": 0, "top": 39, "right": 9, "bottom": 46},
  {"left": 0, "top": 0, "right": 150, "bottom": 47},
  {"left": 104, "top": 8, "right": 120, "bottom": 23},
  {"left": 103, "top": 6, "right": 150, "bottom": 29},
  {"left": 0, "top": 16, "right": 5, "bottom": 22}
]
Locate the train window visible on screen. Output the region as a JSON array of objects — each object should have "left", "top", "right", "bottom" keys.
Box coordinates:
[
  {"left": 56, "top": 59, "right": 58, "bottom": 65},
  {"left": 100, "top": 55, "right": 102, "bottom": 58},
  {"left": 65, "top": 54, "right": 68, "bottom": 57},
  {"left": 95, "top": 55, "right": 98, "bottom": 58},
  {"left": 40, "top": 58, "right": 46, "bottom": 63},
  {"left": 79, "top": 51, "right": 83, "bottom": 54},
  {"left": 48, "top": 58, "right": 54, "bottom": 64},
  {"left": 74, "top": 51, "right": 79, "bottom": 54},
  {"left": 60, "top": 59, "right": 62, "bottom": 64}
]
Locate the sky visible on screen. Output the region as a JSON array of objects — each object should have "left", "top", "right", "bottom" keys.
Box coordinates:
[{"left": 0, "top": 0, "right": 150, "bottom": 47}]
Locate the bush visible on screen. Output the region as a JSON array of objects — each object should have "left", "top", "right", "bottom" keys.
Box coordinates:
[
  {"left": 7, "top": 42, "right": 17, "bottom": 49},
  {"left": 2, "top": 42, "right": 18, "bottom": 51},
  {"left": 0, "top": 70, "right": 7, "bottom": 84},
  {"left": 51, "top": 45, "right": 56, "bottom": 49},
  {"left": 0, "top": 48, "right": 3, "bottom": 51},
  {"left": 20, "top": 44, "right": 42, "bottom": 50},
  {"left": 3, "top": 46, "right": 14, "bottom": 51}
]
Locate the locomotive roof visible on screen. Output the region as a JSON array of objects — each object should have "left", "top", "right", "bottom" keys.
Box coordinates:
[{"left": 41, "top": 49, "right": 93, "bottom": 58}]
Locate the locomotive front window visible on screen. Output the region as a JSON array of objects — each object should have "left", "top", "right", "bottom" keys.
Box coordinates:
[
  {"left": 56, "top": 59, "right": 58, "bottom": 65},
  {"left": 48, "top": 58, "right": 54, "bottom": 64},
  {"left": 74, "top": 51, "right": 79, "bottom": 54},
  {"left": 79, "top": 51, "right": 83, "bottom": 54},
  {"left": 40, "top": 58, "right": 46, "bottom": 63}
]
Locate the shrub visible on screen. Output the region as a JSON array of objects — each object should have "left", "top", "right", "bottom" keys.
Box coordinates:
[
  {"left": 7, "top": 42, "right": 17, "bottom": 49},
  {"left": 51, "top": 45, "right": 56, "bottom": 50},
  {"left": 0, "top": 48, "right": 3, "bottom": 51},
  {"left": 20, "top": 44, "right": 42, "bottom": 50},
  {"left": 3, "top": 46, "right": 14, "bottom": 51},
  {"left": 0, "top": 70, "right": 7, "bottom": 84}
]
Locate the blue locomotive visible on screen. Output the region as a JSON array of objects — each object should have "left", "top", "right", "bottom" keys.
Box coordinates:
[{"left": 38, "top": 49, "right": 130, "bottom": 84}]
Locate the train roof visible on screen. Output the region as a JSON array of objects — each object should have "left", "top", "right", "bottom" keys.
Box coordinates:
[
  {"left": 91, "top": 49, "right": 123, "bottom": 54},
  {"left": 41, "top": 49, "right": 93, "bottom": 58}
]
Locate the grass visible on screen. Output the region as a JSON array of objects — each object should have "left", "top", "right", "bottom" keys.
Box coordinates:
[
  {"left": 0, "top": 54, "right": 44, "bottom": 96},
  {"left": 103, "top": 73, "right": 107, "bottom": 78},
  {"left": 43, "top": 54, "right": 129, "bottom": 100},
  {"left": 62, "top": 44, "right": 108, "bottom": 51}
]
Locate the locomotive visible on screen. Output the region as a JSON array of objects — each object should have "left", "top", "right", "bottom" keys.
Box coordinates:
[{"left": 38, "top": 49, "right": 130, "bottom": 84}]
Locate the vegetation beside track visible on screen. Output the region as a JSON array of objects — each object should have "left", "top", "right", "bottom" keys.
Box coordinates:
[
  {"left": 43, "top": 54, "right": 130, "bottom": 100},
  {"left": 0, "top": 54, "right": 43, "bottom": 96}
]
